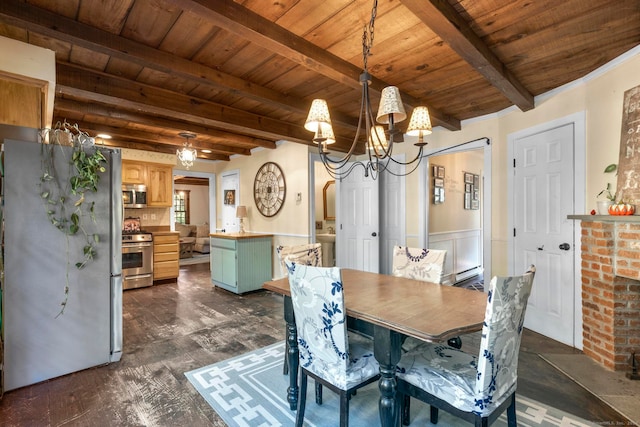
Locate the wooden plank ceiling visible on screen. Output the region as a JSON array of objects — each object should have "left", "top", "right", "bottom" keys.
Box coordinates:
[{"left": 1, "top": 0, "right": 639, "bottom": 162}]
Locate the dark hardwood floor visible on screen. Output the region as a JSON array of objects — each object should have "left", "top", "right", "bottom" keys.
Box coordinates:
[{"left": 0, "top": 263, "right": 631, "bottom": 426}]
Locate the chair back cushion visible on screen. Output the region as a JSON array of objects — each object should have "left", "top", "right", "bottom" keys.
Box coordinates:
[
  {"left": 391, "top": 246, "right": 446, "bottom": 284},
  {"left": 286, "top": 262, "right": 352, "bottom": 387},
  {"left": 474, "top": 266, "right": 535, "bottom": 413},
  {"left": 276, "top": 243, "right": 322, "bottom": 277}
]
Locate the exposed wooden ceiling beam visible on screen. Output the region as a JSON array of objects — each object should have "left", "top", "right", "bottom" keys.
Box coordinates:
[
  {"left": 54, "top": 98, "right": 277, "bottom": 151},
  {"left": 0, "top": 0, "right": 359, "bottom": 131},
  {"left": 93, "top": 137, "right": 230, "bottom": 161},
  {"left": 58, "top": 119, "right": 250, "bottom": 157},
  {"left": 170, "top": 0, "right": 461, "bottom": 131},
  {"left": 55, "top": 62, "right": 312, "bottom": 145},
  {"left": 400, "top": 0, "right": 534, "bottom": 111},
  {"left": 175, "top": 177, "right": 209, "bottom": 186}
]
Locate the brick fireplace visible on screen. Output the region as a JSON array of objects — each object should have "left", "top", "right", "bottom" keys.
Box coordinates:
[{"left": 573, "top": 216, "right": 640, "bottom": 371}]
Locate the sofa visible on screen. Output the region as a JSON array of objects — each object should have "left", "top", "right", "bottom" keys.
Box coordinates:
[{"left": 175, "top": 222, "right": 210, "bottom": 254}]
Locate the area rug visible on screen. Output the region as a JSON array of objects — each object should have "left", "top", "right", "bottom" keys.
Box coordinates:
[{"left": 185, "top": 341, "right": 598, "bottom": 427}]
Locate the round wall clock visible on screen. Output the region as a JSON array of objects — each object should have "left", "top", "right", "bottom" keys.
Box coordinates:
[{"left": 254, "top": 161, "right": 286, "bottom": 217}]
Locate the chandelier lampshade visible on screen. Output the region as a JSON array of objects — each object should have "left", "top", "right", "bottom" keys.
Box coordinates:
[
  {"left": 305, "top": 99, "right": 332, "bottom": 133},
  {"left": 368, "top": 125, "right": 388, "bottom": 155},
  {"left": 376, "top": 86, "right": 407, "bottom": 125},
  {"left": 315, "top": 123, "right": 336, "bottom": 147},
  {"left": 406, "top": 106, "right": 433, "bottom": 145}
]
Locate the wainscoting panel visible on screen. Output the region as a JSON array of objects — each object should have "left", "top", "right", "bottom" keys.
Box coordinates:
[{"left": 429, "top": 229, "right": 482, "bottom": 285}]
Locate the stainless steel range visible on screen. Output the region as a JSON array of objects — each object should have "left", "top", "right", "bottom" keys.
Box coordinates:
[{"left": 122, "top": 217, "right": 153, "bottom": 290}]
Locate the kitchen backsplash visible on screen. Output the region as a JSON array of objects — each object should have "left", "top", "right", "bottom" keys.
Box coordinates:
[{"left": 124, "top": 207, "right": 172, "bottom": 228}]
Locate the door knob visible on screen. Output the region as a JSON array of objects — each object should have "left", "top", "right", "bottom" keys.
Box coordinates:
[
  {"left": 559, "top": 243, "right": 571, "bottom": 251},
  {"left": 371, "top": 232, "right": 377, "bottom": 237}
]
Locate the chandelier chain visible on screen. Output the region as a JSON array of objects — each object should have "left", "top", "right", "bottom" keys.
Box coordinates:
[{"left": 362, "top": 0, "right": 378, "bottom": 71}]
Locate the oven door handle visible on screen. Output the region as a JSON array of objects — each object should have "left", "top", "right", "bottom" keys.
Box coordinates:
[
  {"left": 125, "top": 273, "right": 152, "bottom": 279},
  {"left": 122, "top": 242, "right": 153, "bottom": 248}
]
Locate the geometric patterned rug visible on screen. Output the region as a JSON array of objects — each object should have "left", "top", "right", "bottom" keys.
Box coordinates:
[{"left": 185, "top": 341, "right": 598, "bottom": 427}]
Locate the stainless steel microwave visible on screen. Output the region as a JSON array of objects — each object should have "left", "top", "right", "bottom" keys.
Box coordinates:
[{"left": 122, "top": 184, "right": 147, "bottom": 208}]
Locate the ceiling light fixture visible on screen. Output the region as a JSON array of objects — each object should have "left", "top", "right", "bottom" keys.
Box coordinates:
[
  {"left": 304, "top": 0, "right": 432, "bottom": 179},
  {"left": 177, "top": 132, "right": 197, "bottom": 169}
]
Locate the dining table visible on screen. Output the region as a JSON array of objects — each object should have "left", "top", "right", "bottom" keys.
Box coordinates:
[{"left": 263, "top": 268, "right": 487, "bottom": 427}]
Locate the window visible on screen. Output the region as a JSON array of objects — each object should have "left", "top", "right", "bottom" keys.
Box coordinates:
[{"left": 174, "top": 190, "right": 190, "bottom": 224}]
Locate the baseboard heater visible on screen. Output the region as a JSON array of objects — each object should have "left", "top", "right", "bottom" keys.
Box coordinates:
[{"left": 455, "top": 266, "right": 482, "bottom": 283}]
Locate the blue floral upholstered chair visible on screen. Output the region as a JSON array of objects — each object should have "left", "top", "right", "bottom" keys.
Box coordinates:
[
  {"left": 276, "top": 243, "right": 323, "bottom": 375},
  {"left": 396, "top": 265, "right": 536, "bottom": 427},
  {"left": 276, "top": 243, "right": 322, "bottom": 277},
  {"left": 391, "top": 246, "right": 461, "bottom": 349},
  {"left": 392, "top": 245, "right": 447, "bottom": 284},
  {"left": 286, "top": 262, "right": 380, "bottom": 427}
]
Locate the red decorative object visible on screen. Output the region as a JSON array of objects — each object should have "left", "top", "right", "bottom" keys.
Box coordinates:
[{"left": 608, "top": 203, "right": 636, "bottom": 215}]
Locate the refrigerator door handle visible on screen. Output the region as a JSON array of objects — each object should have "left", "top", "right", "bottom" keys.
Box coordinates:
[{"left": 110, "top": 274, "right": 123, "bottom": 362}]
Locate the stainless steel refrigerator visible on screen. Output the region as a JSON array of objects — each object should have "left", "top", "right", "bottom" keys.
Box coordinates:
[{"left": 1, "top": 126, "right": 123, "bottom": 391}]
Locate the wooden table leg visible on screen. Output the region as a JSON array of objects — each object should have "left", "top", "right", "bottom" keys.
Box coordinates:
[
  {"left": 374, "top": 326, "right": 403, "bottom": 427},
  {"left": 284, "top": 295, "right": 299, "bottom": 411}
]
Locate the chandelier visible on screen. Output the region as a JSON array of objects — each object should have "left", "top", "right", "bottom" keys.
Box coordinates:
[
  {"left": 304, "top": 0, "right": 432, "bottom": 180},
  {"left": 177, "top": 132, "right": 197, "bottom": 169}
]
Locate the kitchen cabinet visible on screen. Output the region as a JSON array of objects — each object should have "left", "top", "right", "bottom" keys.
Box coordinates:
[
  {"left": 1, "top": 37, "right": 55, "bottom": 129},
  {"left": 122, "top": 161, "right": 147, "bottom": 184},
  {"left": 122, "top": 161, "right": 173, "bottom": 207},
  {"left": 147, "top": 164, "right": 173, "bottom": 207},
  {"left": 153, "top": 232, "right": 179, "bottom": 281},
  {"left": 210, "top": 233, "right": 273, "bottom": 294}
]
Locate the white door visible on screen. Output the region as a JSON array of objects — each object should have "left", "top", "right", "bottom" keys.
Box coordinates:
[
  {"left": 514, "top": 123, "right": 575, "bottom": 345},
  {"left": 380, "top": 160, "right": 405, "bottom": 274},
  {"left": 337, "top": 168, "right": 379, "bottom": 272},
  {"left": 221, "top": 170, "right": 240, "bottom": 232}
]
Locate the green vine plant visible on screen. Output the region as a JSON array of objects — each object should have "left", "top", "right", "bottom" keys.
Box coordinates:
[{"left": 39, "top": 122, "right": 107, "bottom": 317}]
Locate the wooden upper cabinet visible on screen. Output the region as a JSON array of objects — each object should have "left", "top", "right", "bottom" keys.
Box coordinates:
[
  {"left": 122, "top": 161, "right": 173, "bottom": 207},
  {"left": 147, "top": 164, "right": 173, "bottom": 207},
  {"left": 122, "top": 161, "right": 147, "bottom": 184},
  {"left": 0, "top": 79, "right": 42, "bottom": 128}
]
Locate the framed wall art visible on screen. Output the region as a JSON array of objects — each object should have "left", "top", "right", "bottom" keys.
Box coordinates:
[
  {"left": 463, "top": 172, "right": 480, "bottom": 210},
  {"left": 224, "top": 189, "right": 236, "bottom": 205},
  {"left": 464, "top": 172, "right": 474, "bottom": 184},
  {"left": 431, "top": 164, "right": 446, "bottom": 205}
]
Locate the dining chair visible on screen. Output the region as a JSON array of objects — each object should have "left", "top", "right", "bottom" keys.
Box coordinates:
[
  {"left": 276, "top": 243, "right": 323, "bottom": 375},
  {"left": 396, "top": 265, "right": 536, "bottom": 427},
  {"left": 286, "top": 261, "right": 380, "bottom": 427},
  {"left": 391, "top": 246, "right": 461, "bottom": 348},
  {"left": 391, "top": 245, "right": 447, "bottom": 284},
  {"left": 276, "top": 243, "right": 323, "bottom": 277}
]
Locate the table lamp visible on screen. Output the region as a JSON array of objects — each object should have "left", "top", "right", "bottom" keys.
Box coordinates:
[{"left": 236, "top": 205, "right": 247, "bottom": 234}]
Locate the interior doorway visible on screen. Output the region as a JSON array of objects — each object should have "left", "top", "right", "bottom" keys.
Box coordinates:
[
  {"left": 420, "top": 138, "right": 492, "bottom": 283},
  {"left": 309, "top": 155, "right": 337, "bottom": 267},
  {"left": 173, "top": 169, "right": 216, "bottom": 269},
  {"left": 172, "top": 169, "right": 216, "bottom": 228}
]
